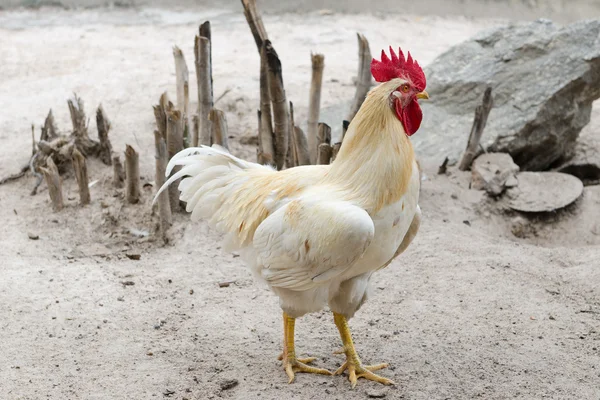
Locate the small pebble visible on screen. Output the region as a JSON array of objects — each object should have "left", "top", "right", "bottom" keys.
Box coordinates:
[{"left": 219, "top": 379, "right": 239, "bottom": 391}]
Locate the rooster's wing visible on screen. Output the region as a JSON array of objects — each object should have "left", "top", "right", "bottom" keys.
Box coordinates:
[{"left": 253, "top": 198, "right": 375, "bottom": 291}]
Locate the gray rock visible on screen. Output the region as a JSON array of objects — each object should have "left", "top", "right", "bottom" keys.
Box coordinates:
[
  {"left": 554, "top": 129, "right": 600, "bottom": 185},
  {"left": 507, "top": 171, "right": 583, "bottom": 212},
  {"left": 471, "top": 152, "right": 520, "bottom": 196},
  {"left": 415, "top": 19, "right": 600, "bottom": 170}
]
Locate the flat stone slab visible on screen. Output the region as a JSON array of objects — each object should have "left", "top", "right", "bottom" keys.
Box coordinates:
[{"left": 507, "top": 172, "right": 584, "bottom": 212}]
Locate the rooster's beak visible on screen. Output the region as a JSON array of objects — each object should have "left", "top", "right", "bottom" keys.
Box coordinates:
[{"left": 416, "top": 91, "right": 429, "bottom": 100}]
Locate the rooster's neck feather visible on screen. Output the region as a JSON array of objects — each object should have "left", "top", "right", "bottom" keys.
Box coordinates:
[{"left": 328, "top": 79, "right": 416, "bottom": 213}]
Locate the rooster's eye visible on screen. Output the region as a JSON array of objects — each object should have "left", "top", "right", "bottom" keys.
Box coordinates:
[{"left": 401, "top": 84, "right": 410, "bottom": 93}]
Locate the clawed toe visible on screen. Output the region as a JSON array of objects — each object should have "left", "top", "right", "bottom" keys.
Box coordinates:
[{"left": 284, "top": 357, "right": 332, "bottom": 383}]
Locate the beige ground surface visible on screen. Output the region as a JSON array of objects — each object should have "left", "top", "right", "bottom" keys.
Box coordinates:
[{"left": 0, "top": 7, "right": 599, "bottom": 400}]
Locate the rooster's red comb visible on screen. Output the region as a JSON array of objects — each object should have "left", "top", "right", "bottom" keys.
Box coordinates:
[{"left": 371, "top": 46, "right": 426, "bottom": 91}]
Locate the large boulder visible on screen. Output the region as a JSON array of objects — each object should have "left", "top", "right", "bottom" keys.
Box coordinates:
[
  {"left": 554, "top": 125, "right": 600, "bottom": 185},
  {"left": 415, "top": 19, "right": 600, "bottom": 170}
]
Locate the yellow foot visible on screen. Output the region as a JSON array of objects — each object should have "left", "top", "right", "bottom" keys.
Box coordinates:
[
  {"left": 333, "top": 359, "right": 394, "bottom": 388},
  {"left": 332, "top": 312, "right": 395, "bottom": 388},
  {"left": 283, "top": 356, "right": 332, "bottom": 383},
  {"left": 278, "top": 352, "right": 317, "bottom": 364}
]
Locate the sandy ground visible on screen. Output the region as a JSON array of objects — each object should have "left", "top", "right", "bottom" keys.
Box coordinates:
[{"left": 1, "top": 7, "right": 599, "bottom": 400}]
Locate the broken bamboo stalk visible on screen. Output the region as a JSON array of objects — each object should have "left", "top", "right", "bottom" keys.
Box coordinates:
[
  {"left": 265, "top": 40, "right": 289, "bottom": 170},
  {"left": 342, "top": 120, "right": 350, "bottom": 141},
  {"left": 317, "top": 122, "right": 332, "bottom": 149},
  {"left": 294, "top": 126, "right": 310, "bottom": 166},
  {"left": 166, "top": 110, "right": 183, "bottom": 212},
  {"left": 307, "top": 53, "right": 325, "bottom": 164},
  {"left": 154, "top": 130, "right": 172, "bottom": 242},
  {"left": 68, "top": 94, "right": 98, "bottom": 156},
  {"left": 209, "top": 108, "right": 229, "bottom": 150},
  {"left": 192, "top": 115, "right": 199, "bottom": 148},
  {"left": 194, "top": 35, "right": 213, "bottom": 146},
  {"left": 96, "top": 104, "right": 113, "bottom": 165},
  {"left": 40, "top": 157, "right": 64, "bottom": 211},
  {"left": 173, "top": 46, "right": 190, "bottom": 147},
  {"left": 241, "top": 0, "right": 268, "bottom": 51},
  {"left": 317, "top": 143, "right": 333, "bottom": 165},
  {"left": 331, "top": 142, "right": 342, "bottom": 162},
  {"left": 347, "top": 33, "right": 372, "bottom": 122},
  {"left": 199, "top": 21, "right": 213, "bottom": 101},
  {"left": 258, "top": 43, "right": 275, "bottom": 165},
  {"left": 459, "top": 87, "right": 493, "bottom": 171},
  {"left": 112, "top": 155, "right": 125, "bottom": 189},
  {"left": 71, "top": 148, "right": 90, "bottom": 205},
  {"left": 153, "top": 92, "right": 169, "bottom": 140},
  {"left": 287, "top": 101, "right": 297, "bottom": 168},
  {"left": 40, "top": 110, "right": 58, "bottom": 142},
  {"left": 125, "top": 145, "right": 140, "bottom": 204}
]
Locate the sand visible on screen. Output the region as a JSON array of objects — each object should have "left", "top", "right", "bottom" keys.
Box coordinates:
[{"left": 0, "top": 6, "right": 599, "bottom": 400}]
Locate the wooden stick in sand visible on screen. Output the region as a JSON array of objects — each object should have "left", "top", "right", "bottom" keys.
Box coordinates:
[
  {"left": 209, "top": 109, "right": 229, "bottom": 150},
  {"left": 125, "top": 145, "right": 140, "bottom": 204},
  {"left": 194, "top": 35, "right": 213, "bottom": 146},
  {"left": 112, "top": 155, "right": 125, "bottom": 189},
  {"left": 71, "top": 148, "right": 90, "bottom": 205},
  {"left": 166, "top": 110, "right": 183, "bottom": 212},
  {"left": 96, "top": 105, "right": 113, "bottom": 165},
  {"left": 307, "top": 53, "right": 325, "bottom": 164},
  {"left": 317, "top": 122, "right": 332, "bottom": 148},
  {"left": 241, "top": 0, "right": 276, "bottom": 166},
  {"left": 265, "top": 40, "right": 289, "bottom": 170},
  {"left": 40, "top": 157, "right": 64, "bottom": 211},
  {"left": 459, "top": 87, "right": 493, "bottom": 171},
  {"left": 154, "top": 130, "right": 172, "bottom": 242},
  {"left": 258, "top": 43, "right": 275, "bottom": 165},
  {"left": 317, "top": 143, "right": 333, "bottom": 165},
  {"left": 346, "top": 33, "right": 372, "bottom": 123},
  {"left": 173, "top": 46, "right": 190, "bottom": 147}
]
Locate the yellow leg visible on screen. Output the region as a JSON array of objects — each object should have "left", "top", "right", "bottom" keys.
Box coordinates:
[
  {"left": 279, "top": 312, "right": 331, "bottom": 383},
  {"left": 333, "top": 312, "right": 395, "bottom": 388}
]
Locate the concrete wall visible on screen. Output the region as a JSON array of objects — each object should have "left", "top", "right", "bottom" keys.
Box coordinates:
[{"left": 1, "top": 0, "right": 599, "bottom": 22}]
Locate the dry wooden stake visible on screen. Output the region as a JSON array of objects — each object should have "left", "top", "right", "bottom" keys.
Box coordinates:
[
  {"left": 459, "top": 87, "right": 493, "bottom": 171},
  {"left": 192, "top": 115, "right": 199, "bottom": 147},
  {"left": 154, "top": 130, "right": 172, "bottom": 243},
  {"left": 195, "top": 36, "right": 213, "bottom": 146},
  {"left": 40, "top": 157, "right": 64, "bottom": 211},
  {"left": 317, "top": 143, "right": 333, "bottom": 165},
  {"left": 317, "top": 122, "right": 332, "bottom": 149},
  {"left": 166, "top": 110, "right": 184, "bottom": 212},
  {"left": 258, "top": 43, "right": 274, "bottom": 165},
  {"left": 347, "top": 33, "right": 372, "bottom": 122},
  {"left": 112, "top": 155, "right": 125, "bottom": 188},
  {"left": 71, "top": 148, "right": 90, "bottom": 205},
  {"left": 241, "top": 0, "right": 269, "bottom": 50},
  {"left": 307, "top": 53, "right": 325, "bottom": 164},
  {"left": 41, "top": 110, "right": 58, "bottom": 142},
  {"left": 67, "top": 94, "right": 98, "bottom": 156},
  {"left": 294, "top": 126, "right": 310, "bottom": 166},
  {"left": 331, "top": 142, "right": 342, "bottom": 162},
  {"left": 153, "top": 92, "right": 169, "bottom": 140},
  {"left": 265, "top": 40, "right": 289, "bottom": 170},
  {"left": 209, "top": 109, "right": 229, "bottom": 150},
  {"left": 342, "top": 120, "right": 350, "bottom": 141},
  {"left": 287, "top": 101, "right": 297, "bottom": 168},
  {"left": 96, "top": 105, "right": 113, "bottom": 165},
  {"left": 199, "top": 21, "right": 213, "bottom": 100},
  {"left": 173, "top": 46, "right": 190, "bottom": 147},
  {"left": 125, "top": 145, "right": 140, "bottom": 204}
]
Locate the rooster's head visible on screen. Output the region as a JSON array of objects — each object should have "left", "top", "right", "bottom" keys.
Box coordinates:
[{"left": 371, "top": 47, "right": 428, "bottom": 136}]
